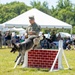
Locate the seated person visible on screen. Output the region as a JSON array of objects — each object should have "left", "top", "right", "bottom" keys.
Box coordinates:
[
  {"left": 16, "top": 36, "right": 20, "bottom": 43},
  {"left": 47, "top": 36, "right": 58, "bottom": 49},
  {"left": 66, "top": 44, "right": 71, "bottom": 50},
  {"left": 40, "top": 36, "right": 49, "bottom": 49},
  {"left": 51, "top": 31, "right": 57, "bottom": 42},
  {"left": 57, "top": 33, "right": 61, "bottom": 41},
  {"left": 65, "top": 37, "right": 71, "bottom": 50}
]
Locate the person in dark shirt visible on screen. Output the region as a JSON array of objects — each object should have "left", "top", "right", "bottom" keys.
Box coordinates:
[
  {"left": 40, "top": 36, "right": 49, "bottom": 49},
  {"left": 51, "top": 31, "right": 57, "bottom": 42},
  {"left": 6, "top": 32, "right": 11, "bottom": 47}
]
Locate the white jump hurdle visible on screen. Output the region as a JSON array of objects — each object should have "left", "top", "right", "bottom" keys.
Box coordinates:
[
  {"left": 50, "top": 40, "right": 71, "bottom": 72},
  {"left": 14, "top": 40, "right": 71, "bottom": 72}
]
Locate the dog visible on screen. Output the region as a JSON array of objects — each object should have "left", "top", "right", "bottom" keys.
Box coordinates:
[{"left": 10, "top": 36, "right": 40, "bottom": 66}]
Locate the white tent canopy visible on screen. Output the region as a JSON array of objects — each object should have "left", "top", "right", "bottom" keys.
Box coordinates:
[
  {"left": 0, "top": 24, "right": 5, "bottom": 31},
  {"left": 56, "top": 32, "right": 71, "bottom": 38},
  {"left": 10, "top": 27, "right": 25, "bottom": 31},
  {"left": 2, "top": 27, "right": 25, "bottom": 32},
  {"left": 2, "top": 28, "right": 10, "bottom": 32},
  {"left": 16, "top": 28, "right": 25, "bottom": 31},
  {"left": 3, "top": 8, "right": 72, "bottom": 29}
]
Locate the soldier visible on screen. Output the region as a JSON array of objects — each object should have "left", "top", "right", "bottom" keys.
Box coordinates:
[
  {"left": 26, "top": 16, "right": 41, "bottom": 37},
  {"left": 13, "top": 16, "right": 40, "bottom": 62}
]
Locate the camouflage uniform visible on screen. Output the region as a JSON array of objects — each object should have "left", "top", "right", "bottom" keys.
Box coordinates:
[{"left": 26, "top": 22, "right": 40, "bottom": 37}]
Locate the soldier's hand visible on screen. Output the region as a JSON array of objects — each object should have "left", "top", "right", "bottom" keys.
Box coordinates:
[{"left": 28, "top": 31, "right": 36, "bottom": 35}]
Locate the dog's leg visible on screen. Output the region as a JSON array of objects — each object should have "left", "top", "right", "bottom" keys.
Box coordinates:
[
  {"left": 14, "top": 56, "right": 21, "bottom": 69},
  {"left": 19, "top": 50, "right": 25, "bottom": 65},
  {"left": 15, "top": 53, "right": 21, "bottom": 63}
]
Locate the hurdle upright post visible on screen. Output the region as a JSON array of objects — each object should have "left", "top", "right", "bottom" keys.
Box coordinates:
[
  {"left": 58, "top": 40, "right": 63, "bottom": 69},
  {"left": 22, "top": 51, "right": 28, "bottom": 68},
  {"left": 50, "top": 40, "right": 63, "bottom": 72}
]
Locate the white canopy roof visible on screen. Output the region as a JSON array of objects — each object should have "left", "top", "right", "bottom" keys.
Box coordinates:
[
  {"left": 56, "top": 32, "right": 71, "bottom": 38},
  {"left": 0, "top": 24, "right": 5, "bottom": 31},
  {"left": 10, "top": 27, "right": 25, "bottom": 31},
  {"left": 2, "top": 28, "right": 10, "bottom": 32},
  {"left": 3, "top": 8, "right": 72, "bottom": 29}
]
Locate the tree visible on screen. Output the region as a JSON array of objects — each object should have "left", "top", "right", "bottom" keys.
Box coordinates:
[
  {"left": 0, "top": 1, "right": 30, "bottom": 23},
  {"left": 30, "top": 1, "right": 50, "bottom": 15},
  {"left": 57, "top": 0, "right": 64, "bottom": 9},
  {"left": 51, "top": 0, "right": 73, "bottom": 25}
]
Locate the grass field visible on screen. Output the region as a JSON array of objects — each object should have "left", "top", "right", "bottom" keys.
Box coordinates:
[{"left": 0, "top": 48, "right": 75, "bottom": 75}]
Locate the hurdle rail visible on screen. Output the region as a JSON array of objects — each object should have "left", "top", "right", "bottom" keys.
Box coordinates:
[{"left": 14, "top": 40, "right": 71, "bottom": 72}]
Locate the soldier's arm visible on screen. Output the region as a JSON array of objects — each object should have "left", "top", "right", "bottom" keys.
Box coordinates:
[
  {"left": 28, "top": 26, "right": 37, "bottom": 35},
  {"left": 34, "top": 25, "right": 41, "bottom": 34}
]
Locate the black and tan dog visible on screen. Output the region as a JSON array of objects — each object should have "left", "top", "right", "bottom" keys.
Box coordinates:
[{"left": 10, "top": 36, "right": 40, "bottom": 66}]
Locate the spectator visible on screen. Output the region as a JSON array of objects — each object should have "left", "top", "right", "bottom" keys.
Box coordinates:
[
  {"left": 66, "top": 37, "right": 71, "bottom": 50},
  {"left": 20, "top": 34, "right": 25, "bottom": 42},
  {"left": 0, "top": 31, "right": 2, "bottom": 48},
  {"left": 57, "top": 33, "right": 61, "bottom": 41},
  {"left": 6, "top": 32, "right": 11, "bottom": 47},
  {"left": 51, "top": 31, "right": 57, "bottom": 42},
  {"left": 40, "top": 36, "right": 49, "bottom": 49}
]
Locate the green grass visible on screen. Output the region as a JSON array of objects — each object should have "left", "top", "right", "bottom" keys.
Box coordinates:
[{"left": 0, "top": 48, "right": 75, "bottom": 75}]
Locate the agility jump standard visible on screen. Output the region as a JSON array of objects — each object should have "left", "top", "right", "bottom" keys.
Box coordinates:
[
  {"left": 50, "top": 40, "right": 70, "bottom": 71},
  {"left": 14, "top": 40, "right": 71, "bottom": 72}
]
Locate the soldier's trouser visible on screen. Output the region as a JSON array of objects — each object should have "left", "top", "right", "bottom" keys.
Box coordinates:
[{"left": 28, "top": 35, "right": 41, "bottom": 49}]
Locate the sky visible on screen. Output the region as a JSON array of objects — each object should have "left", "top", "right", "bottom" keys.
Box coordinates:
[{"left": 0, "top": 0, "right": 75, "bottom": 8}]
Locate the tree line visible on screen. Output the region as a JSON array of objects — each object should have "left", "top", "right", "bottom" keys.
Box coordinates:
[{"left": 0, "top": 0, "right": 75, "bottom": 33}]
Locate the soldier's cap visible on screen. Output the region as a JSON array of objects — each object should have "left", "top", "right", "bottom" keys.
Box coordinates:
[{"left": 29, "top": 16, "right": 34, "bottom": 20}]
